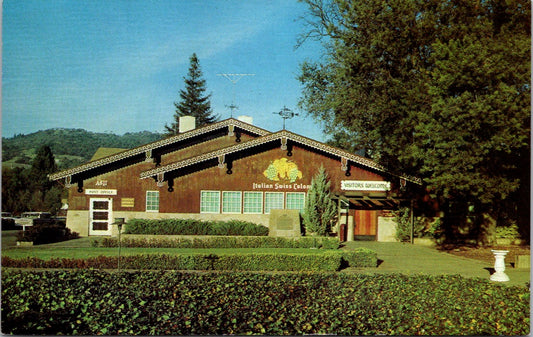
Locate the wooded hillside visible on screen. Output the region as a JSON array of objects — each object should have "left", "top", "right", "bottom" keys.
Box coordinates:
[{"left": 2, "top": 129, "right": 162, "bottom": 170}]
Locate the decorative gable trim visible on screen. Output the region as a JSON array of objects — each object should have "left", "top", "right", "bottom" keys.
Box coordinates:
[
  {"left": 140, "top": 130, "right": 422, "bottom": 185},
  {"left": 48, "top": 118, "right": 270, "bottom": 181}
]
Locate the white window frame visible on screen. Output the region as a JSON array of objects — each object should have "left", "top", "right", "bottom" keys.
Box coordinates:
[
  {"left": 264, "top": 192, "right": 284, "bottom": 214},
  {"left": 222, "top": 191, "right": 243, "bottom": 214},
  {"left": 146, "top": 191, "right": 160, "bottom": 212},
  {"left": 243, "top": 191, "right": 263, "bottom": 214},
  {"left": 286, "top": 192, "right": 306, "bottom": 212},
  {"left": 200, "top": 190, "right": 221, "bottom": 214}
]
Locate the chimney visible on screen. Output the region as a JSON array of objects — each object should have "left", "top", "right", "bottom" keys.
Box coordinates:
[
  {"left": 179, "top": 116, "right": 196, "bottom": 133},
  {"left": 237, "top": 115, "right": 253, "bottom": 125}
]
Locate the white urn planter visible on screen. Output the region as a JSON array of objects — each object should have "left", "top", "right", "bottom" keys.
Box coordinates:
[{"left": 490, "top": 250, "right": 510, "bottom": 282}]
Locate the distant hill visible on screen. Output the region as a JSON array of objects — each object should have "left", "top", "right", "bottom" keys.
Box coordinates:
[{"left": 2, "top": 128, "right": 162, "bottom": 170}]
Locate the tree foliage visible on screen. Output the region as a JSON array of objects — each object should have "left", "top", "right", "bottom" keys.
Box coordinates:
[
  {"left": 165, "top": 53, "right": 219, "bottom": 137},
  {"left": 303, "top": 166, "right": 338, "bottom": 236},
  {"left": 2, "top": 145, "right": 63, "bottom": 214},
  {"left": 298, "top": 0, "right": 530, "bottom": 241}
]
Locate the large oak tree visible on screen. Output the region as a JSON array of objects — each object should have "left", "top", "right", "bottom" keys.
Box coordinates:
[{"left": 298, "top": 0, "right": 530, "bottom": 243}]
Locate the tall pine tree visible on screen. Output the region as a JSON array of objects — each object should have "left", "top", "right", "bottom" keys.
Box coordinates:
[{"left": 165, "top": 53, "right": 219, "bottom": 136}]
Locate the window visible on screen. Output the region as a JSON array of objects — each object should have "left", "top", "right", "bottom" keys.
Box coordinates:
[
  {"left": 265, "top": 192, "right": 284, "bottom": 214},
  {"left": 222, "top": 191, "right": 242, "bottom": 213},
  {"left": 146, "top": 191, "right": 159, "bottom": 212},
  {"left": 243, "top": 192, "right": 263, "bottom": 214},
  {"left": 200, "top": 191, "right": 220, "bottom": 213},
  {"left": 286, "top": 192, "right": 306, "bottom": 212}
]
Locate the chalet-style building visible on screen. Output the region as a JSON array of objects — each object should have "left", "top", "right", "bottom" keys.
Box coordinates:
[{"left": 49, "top": 116, "right": 422, "bottom": 240}]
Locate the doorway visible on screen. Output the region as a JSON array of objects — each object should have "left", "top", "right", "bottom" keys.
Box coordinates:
[
  {"left": 89, "top": 198, "right": 113, "bottom": 236},
  {"left": 354, "top": 210, "right": 378, "bottom": 239}
]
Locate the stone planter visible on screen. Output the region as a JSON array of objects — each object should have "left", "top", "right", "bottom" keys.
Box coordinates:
[
  {"left": 16, "top": 241, "right": 33, "bottom": 247},
  {"left": 495, "top": 238, "right": 527, "bottom": 245},
  {"left": 413, "top": 238, "right": 435, "bottom": 247}
]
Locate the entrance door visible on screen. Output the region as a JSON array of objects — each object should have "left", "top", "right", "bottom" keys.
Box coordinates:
[
  {"left": 89, "top": 198, "right": 113, "bottom": 236},
  {"left": 354, "top": 210, "right": 378, "bottom": 238}
]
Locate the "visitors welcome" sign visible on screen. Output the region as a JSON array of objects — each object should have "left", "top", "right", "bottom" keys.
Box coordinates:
[{"left": 341, "top": 180, "right": 391, "bottom": 191}]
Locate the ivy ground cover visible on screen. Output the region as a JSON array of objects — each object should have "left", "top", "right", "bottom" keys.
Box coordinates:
[{"left": 2, "top": 270, "right": 529, "bottom": 335}]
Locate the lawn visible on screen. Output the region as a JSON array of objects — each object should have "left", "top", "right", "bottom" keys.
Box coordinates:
[{"left": 1, "top": 231, "right": 339, "bottom": 260}]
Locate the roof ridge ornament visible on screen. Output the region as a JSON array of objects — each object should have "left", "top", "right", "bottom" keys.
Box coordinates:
[{"left": 273, "top": 106, "right": 298, "bottom": 130}]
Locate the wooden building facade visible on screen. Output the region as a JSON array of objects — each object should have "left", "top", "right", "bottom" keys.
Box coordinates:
[{"left": 49, "top": 117, "right": 421, "bottom": 239}]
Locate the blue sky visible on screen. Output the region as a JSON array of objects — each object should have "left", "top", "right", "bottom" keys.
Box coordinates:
[{"left": 2, "top": 0, "right": 327, "bottom": 141}]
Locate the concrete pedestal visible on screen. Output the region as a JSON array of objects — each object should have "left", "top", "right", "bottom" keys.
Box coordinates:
[{"left": 490, "top": 250, "right": 510, "bottom": 282}]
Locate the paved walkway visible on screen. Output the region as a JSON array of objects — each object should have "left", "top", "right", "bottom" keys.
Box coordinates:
[{"left": 342, "top": 241, "right": 530, "bottom": 287}]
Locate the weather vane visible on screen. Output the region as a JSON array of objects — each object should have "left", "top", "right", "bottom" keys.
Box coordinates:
[
  {"left": 217, "top": 73, "right": 255, "bottom": 117},
  {"left": 273, "top": 106, "right": 298, "bottom": 130}
]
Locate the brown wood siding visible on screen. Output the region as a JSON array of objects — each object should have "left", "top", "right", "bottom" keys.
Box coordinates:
[
  {"left": 159, "top": 143, "right": 388, "bottom": 213},
  {"left": 67, "top": 133, "right": 256, "bottom": 212},
  {"left": 68, "top": 141, "right": 392, "bottom": 216},
  {"left": 353, "top": 210, "right": 378, "bottom": 236}
]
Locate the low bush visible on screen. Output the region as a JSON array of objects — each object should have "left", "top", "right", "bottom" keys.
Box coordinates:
[
  {"left": 1, "top": 270, "right": 529, "bottom": 335},
  {"left": 124, "top": 218, "right": 269, "bottom": 236},
  {"left": 16, "top": 223, "right": 79, "bottom": 245},
  {"left": 2, "top": 249, "right": 374, "bottom": 271},
  {"left": 340, "top": 248, "right": 378, "bottom": 268},
  {"left": 1, "top": 218, "right": 18, "bottom": 230},
  {"left": 98, "top": 236, "right": 340, "bottom": 249}
]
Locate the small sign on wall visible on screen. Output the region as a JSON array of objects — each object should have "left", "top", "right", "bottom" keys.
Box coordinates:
[
  {"left": 85, "top": 189, "right": 117, "bottom": 195},
  {"left": 121, "top": 198, "right": 135, "bottom": 207},
  {"left": 341, "top": 180, "right": 391, "bottom": 191}
]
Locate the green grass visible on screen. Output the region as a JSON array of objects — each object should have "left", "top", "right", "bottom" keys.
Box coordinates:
[
  {"left": 1, "top": 232, "right": 334, "bottom": 260},
  {"left": 2, "top": 247, "right": 332, "bottom": 260}
]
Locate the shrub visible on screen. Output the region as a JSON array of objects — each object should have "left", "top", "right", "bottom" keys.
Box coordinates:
[
  {"left": 16, "top": 223, "right": 79, "bottom": 245},
  {"left": 496, "top": 223, "right": 521, "bottom": 239},
  {"left": 393, "top": 208, "right": 441, "bottom": 242},
  {"left": 1, "top": 218, "right": 18, "bottom": 230},
  {"left": 99, "top": 236, "right": 340, "bottom": 249},
  {"left": 124, "top": 218, "right": 268, "bottom": 236},
  {"left": 302, "top": 166, "right": 337, "bottom": 236},
  {"left": 341, "top": 248, "right": 378, "bottom": 268},
  {"left": 1, "top": 271, "right": 529, "bottom": 335},
  {"left": 1, "top": 251, "right": 365, "bottom": 271}
]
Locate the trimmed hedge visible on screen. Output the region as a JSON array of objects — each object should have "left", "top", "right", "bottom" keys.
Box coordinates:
[
  {"left": 1, "top": 249, "right": 376, "bottom": 271},
  {"left": 98, "top": 236, "right": 340, "bottom": 249},
  {"left": 124, "top": 219, "right": 269, "bottom": 236},
  {"left": 1, "top": 270, "right": 529, "bottom": 335}
]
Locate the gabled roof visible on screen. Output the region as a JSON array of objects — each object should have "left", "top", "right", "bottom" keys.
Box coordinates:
[
  {"left": 90, "top": 148, "right": 126, "bottom": 161},
  {"left": 140, "top": 129, "right": 422, "bottom": 184},
  {"left": 48, "top": 118, "right": 271, "bottom": 181}
]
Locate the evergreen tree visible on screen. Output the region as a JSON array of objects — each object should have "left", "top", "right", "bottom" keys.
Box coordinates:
[
  {"left": 303, "top": 166, "right": 337, "bottom": 236},
  {"left": 165, "top": 53, "right": 219, "bottom": 137},
  {"left": 29, "top": 145, "right": 57, "bottom": 194},
  {"left": 298, "top": 0, "right": 530, "bottom": 243},
  {"left": 2, "top": 145, "right": 63, "bottom": 214}
]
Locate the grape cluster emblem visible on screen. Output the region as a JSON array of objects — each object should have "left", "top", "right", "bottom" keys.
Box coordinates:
[{"left": 263, "top": 158, "right": 303, "bottom": 183}]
